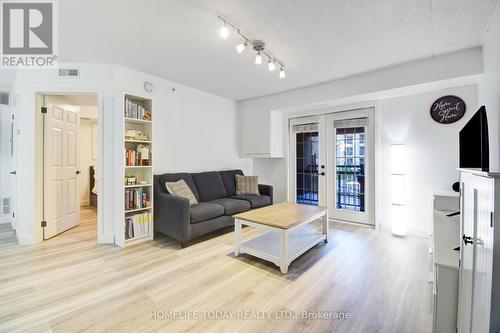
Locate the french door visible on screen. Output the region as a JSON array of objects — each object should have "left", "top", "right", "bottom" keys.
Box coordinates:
[
  {"left": 289, "top": 116, "right": 327, "bottom": 207},
  {"left": 290, "top": 109, "right": 374, "bottom": 225},
  {"left": 327, "top": 110, "right": 374, "bottom": 225}
]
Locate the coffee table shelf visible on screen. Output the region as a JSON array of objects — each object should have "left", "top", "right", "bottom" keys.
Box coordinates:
[
  {"left": 233, "top": 202, "right": 329, "bottom": 274},
  {"left": 241, "top": 224, "right": 325, "bottom": 267}
]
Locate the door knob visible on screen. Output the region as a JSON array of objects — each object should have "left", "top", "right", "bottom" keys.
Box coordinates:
[
  {"left": 76, "top": 170, "right": 81, "bottom": 175},
  {"left": 463, "top": 234, "right": 474, "bottom": 246},
  {"left": 320, "top": 172, "right": 326, "bottom": 176},
  {"left": 321, "top": 165, "right": 325, "bottom": 169},
  {"left": 10, "top": 171, "right": 16, "bottom": 175}
]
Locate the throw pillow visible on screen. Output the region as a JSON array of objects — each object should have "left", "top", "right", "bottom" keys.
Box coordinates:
[
  {"left": 165, "top": 179, "right": 198, "bottom": 206},
  {"left": 235, "top": 175, "right": 260, "bottom": 195}
]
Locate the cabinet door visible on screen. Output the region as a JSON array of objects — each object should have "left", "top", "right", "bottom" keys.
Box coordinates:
[
  {"left": 470, "top": 176, "right": 494, "bottom": 333},
  {"left": 457, "top": 173, "right": 494, "bottom": 333},
  {"left": 457, "top": 178, "right": 475, "bottom": 333}
]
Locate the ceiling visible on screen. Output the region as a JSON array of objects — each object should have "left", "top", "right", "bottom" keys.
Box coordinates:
[{"left": 59, "top": 0, "right": 498, "bottom": 101}]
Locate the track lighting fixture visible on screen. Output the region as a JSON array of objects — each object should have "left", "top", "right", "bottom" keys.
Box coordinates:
[
  {"left": 279, "top": 66, "right": 286, "bottom": 78},
  {"left": 219, "top": 21, "right": 229, "bottom": 39},
  {"left": 255, "top": 52, "right": 262, "bottom": 65},
  {"left": 268, "top": 59, "right": 276, "bottom": 71},
  {"left": 217, "top": 16, "right": 286, "bottom": 79},
  {"left": 236, "top": 40, "right": 247, "bottom": 53}
]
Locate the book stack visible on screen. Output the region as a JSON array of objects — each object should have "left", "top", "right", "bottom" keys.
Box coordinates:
[
  {"left": 125, "top": 99, "right": 147, "bottom": 120},
  {"left": 125, "top": 212, "right": 152, "bottom": 240},
  {"left": 125, "top": 149, "right": 151, "bottom": 166},
  {"left": 125, "top": 187, "right": 149, "bottom": 211},
  {"left": 125, "top": 149, "right": 144, "bottom": 166}
]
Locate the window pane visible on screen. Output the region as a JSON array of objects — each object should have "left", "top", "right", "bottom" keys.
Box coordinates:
[
  {"left": 296, "top": 131, "right": 319, "bottom": 206},
  {"left": 336, "top": 126, "right": 365, "bottom": 212}
]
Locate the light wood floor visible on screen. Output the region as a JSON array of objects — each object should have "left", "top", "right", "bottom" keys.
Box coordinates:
[{"left": 0, "top": 206, "right": 433, "bottom": 332}]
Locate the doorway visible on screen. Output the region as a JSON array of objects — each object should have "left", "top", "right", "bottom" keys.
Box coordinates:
[
  {"left": 289, "top": 108, "right": 375, "bottom": 226},
  {"left": 38, "top": 94, "right": 99, "bottom": 240}
]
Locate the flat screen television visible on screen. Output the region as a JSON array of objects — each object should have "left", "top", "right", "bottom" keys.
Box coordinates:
[{"left": 459, "top": 106, "right": 489, "bottom": 171}]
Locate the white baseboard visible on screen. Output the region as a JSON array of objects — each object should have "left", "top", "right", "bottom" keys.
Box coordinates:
[
  {"left": 16, "top": 233, "right": 39, "bottom": 245},
  {"left": 97, "top": 233, "right": 114, "bottom": 244},
  {"left": 0, "top": 217, "right": 12, "bottom": 224}
]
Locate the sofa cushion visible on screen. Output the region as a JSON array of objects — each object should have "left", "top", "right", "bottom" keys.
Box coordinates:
[
  {"left": 208, "top": 198, "right": 250, "bottom": 216},
  {"left": 220, "top": 169, "right": 244, "bottom": 196},
  {"left": 157, "top": 173, "right": 200, "bottom": 201},
  {"left": 190, "top": 202, "right": 224, "bottom": 224},
  {"left": 235, "top": 175, "right": 260, "bottom": 195},
  {"left": 229, "top": 195, "right": 271, "bottom": 208},
  {"left": 192, "top": 171, "right": 227, "bottom": 202},
  {"left": 165, "top": 179, "right": 198, "bottom": 206}
]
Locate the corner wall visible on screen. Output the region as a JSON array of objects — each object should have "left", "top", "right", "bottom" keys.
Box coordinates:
[{"left": 479, "top": 2, "right": 500, "bottom": 170}]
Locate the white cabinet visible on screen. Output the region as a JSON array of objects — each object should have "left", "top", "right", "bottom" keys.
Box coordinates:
[
  {"left": 457, "top": 169, "right": 500, "bottom": 333},
  {"left": 239, "top": 108, "right": 283, "bottom": 158},
  {"left": 432, "top": 192, "right": 460, "bottom": 333}
]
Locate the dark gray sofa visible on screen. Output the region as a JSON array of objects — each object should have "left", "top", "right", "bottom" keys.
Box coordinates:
[{"left": 154, "top": 170, "right": 273, "bottom": 245}]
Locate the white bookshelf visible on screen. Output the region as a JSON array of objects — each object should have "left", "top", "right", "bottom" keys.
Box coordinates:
[{"left": 116, "top": 93, "right": 154, "bottom": 248}]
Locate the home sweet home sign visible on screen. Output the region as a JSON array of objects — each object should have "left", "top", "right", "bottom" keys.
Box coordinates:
[{"left": 430, "top": 95, "right": 466, "bottom": 124}]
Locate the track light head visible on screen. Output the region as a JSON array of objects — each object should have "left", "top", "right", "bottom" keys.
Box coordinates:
[
  {"left": 279, "top": 66, "right": 286, "bottom": 78},
  {"left": 255, "top": 52, "right": 262, "bottom": 65},
  {"left": 220, "top": 22, "right": 229, "bottom": 39},
  {"left": 268, "top": 59, "right": 276, "bottom": 71},
  {"left": 236, "top": 40, "right": 247, "bottom": 53}
]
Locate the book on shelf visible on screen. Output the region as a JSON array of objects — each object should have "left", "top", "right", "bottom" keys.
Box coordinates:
[
  {"left": 125, "top": 147, "right": 151, "bottom": 166},
  {"left": 125, "top": 212, "right": 152, "bottom": 240},
  {"left": 125, "top": 187, "right": 150, "bottom": 211},
  {"left": 124, "top": 99, "right": 150, "bottom": 120}
]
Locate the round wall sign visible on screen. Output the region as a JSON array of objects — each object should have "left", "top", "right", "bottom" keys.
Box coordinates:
[{"left": 430, "top": 95, "right": 466, "bottom": 124}]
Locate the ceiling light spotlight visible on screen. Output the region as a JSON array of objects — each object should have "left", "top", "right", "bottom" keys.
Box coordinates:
[
  {"left": 236, "top": 40, "right": 247, "bottom": 53},
  {"left": 220, "top": 22, "right": 229, "bottom": 39},
  {"left": 255, "top": 52, "right": 263, "bottom": 65},
  {"left": 268, "top": 59, "right": 276, "bottom": 71},
  {"left": 279, "top": 66, "right": 286, "bottom": 78}
]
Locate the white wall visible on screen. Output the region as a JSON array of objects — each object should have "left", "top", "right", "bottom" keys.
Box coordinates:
[
  {"left": 8, "top": 63, "right": 251, "bottom": 244},
  {"left": 479, "top": 2, "right": 500, "bottom": 170},
  {"left": 239, "top": 48, "right": 483, "bottom": 236},
  {"left": 378, "top": 85, "right": 477, "bottom": 235},
  {"left": 112, "top": 66, "right": 252, "bottom": 175}
]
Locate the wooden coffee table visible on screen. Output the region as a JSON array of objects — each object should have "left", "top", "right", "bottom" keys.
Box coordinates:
[{"left": 233, "top": 202, "right": 329, "bottom": 274}]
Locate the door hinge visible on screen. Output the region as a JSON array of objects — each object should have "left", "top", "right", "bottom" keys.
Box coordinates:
[
  {"left": 41, "top": 221, "right": 47, "bottom": 227},
  {"left": 12, "top": 212, "right": 14, "bottom": 218},
  {"left": 41, "top": 107, "right": 47, "bottom": 114},
  {"left": 491, "top": 212, "right": 494, "bottom": 228},
  {"left": 459, "top": 259, "right": 461, "bottom": 268},
  {"left": 11, "top": 114, "right": 14, "bottom": 120}
]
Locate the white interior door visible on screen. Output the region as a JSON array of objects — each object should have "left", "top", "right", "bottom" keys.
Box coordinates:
[
  {"left": 43, "top": 103, "right": 81, "bottom": 239},
  {"left": 327, "top": 109, "right": 375, "bottom": 225},
  {"left": 289, "top": 116, "right": 327, "bottom": 207},
  {"left": 9, "top": 111, "right": 17, "bottom": 228}
]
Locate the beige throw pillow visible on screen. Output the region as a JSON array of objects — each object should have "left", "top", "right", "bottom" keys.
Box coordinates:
[
  {"left": 235, "top": 175, "right": 260, "bottom": 195},
  {"left": 165, "top": 179, "right": 198, "bottom": 206}
]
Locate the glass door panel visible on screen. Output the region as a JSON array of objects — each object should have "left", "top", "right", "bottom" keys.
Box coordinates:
[
  {"left": 335, "top": 127, "right": 365, "bottom": 211},
  {"left": 296, "top": 131, "right": 319, "bottom": 205}
]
